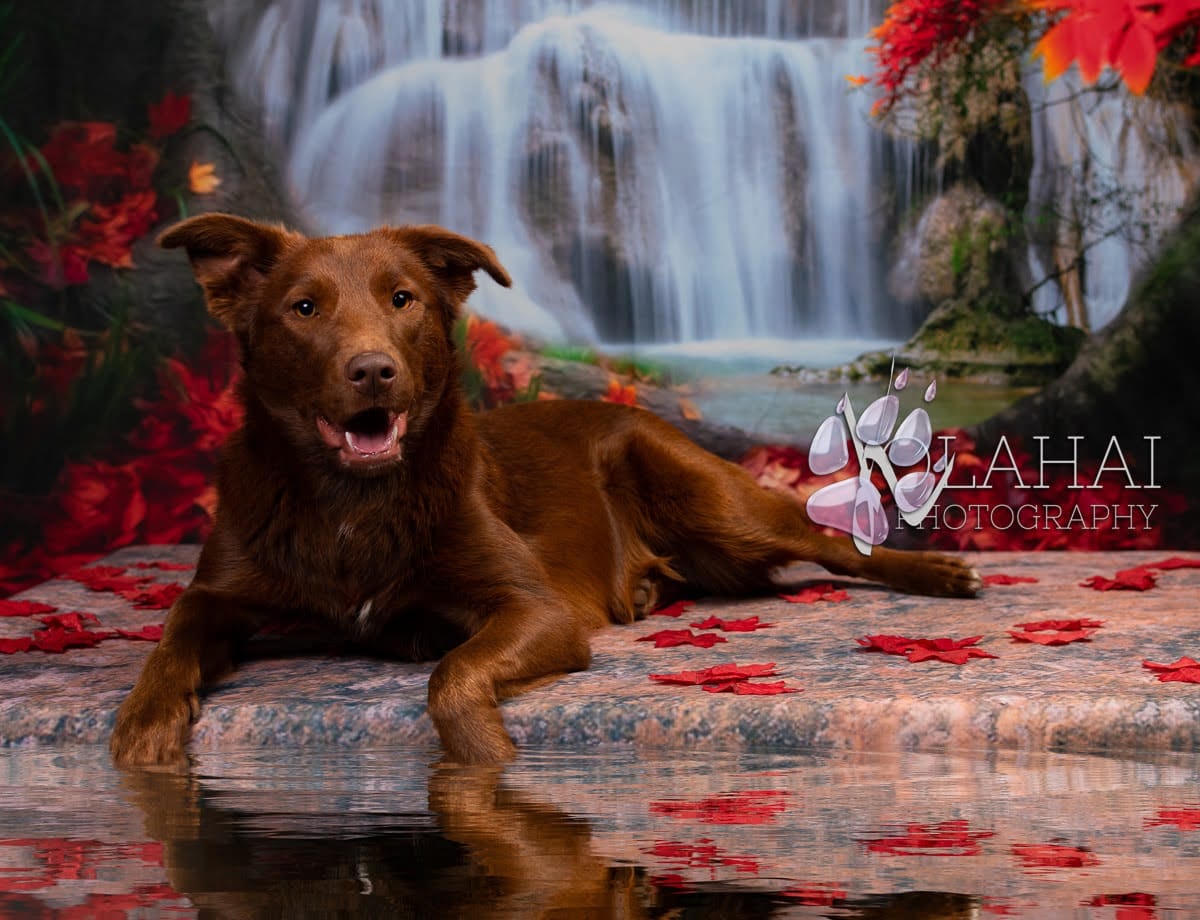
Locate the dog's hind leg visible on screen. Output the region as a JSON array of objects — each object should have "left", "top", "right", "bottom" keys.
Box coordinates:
[{"left": 616, "top": 417, "right": 981, "bottom": 599}]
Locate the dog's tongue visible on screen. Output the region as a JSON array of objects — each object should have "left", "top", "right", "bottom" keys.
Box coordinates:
[{"left": 347, "top": 429, "right": 392, "bottom": 454}]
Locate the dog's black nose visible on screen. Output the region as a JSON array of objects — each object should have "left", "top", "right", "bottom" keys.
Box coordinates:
[{"left": 346, "top": 352, "right": 397, "bottom": 396}]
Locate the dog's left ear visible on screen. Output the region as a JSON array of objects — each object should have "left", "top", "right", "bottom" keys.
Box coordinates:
[{"left": 395, "top": 225, "right": 512, "bottom": 304}]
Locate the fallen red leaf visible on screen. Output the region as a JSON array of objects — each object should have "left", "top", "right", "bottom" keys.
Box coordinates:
[
  {"left": 650, "top": 662, "right": 779, "bottom": 685},
  {"left": 691, "top": 615, "right": 774, "bottom": 632},
  {"left": 113, "top": 624, "right": 164, "bottom": 642},
  {"left": 648, "top": 873, "right": 691, "bottom": 891},
  {"left": 1009, "top": 628, "right": 1097, "bottom": 645},
  {"left": 859, "top": 634, "right": 996, "bottom": 665},
  {"left": 37, "top": 612, "right": 100, "bottom": 631},
  {"left": 1144, "top": 656, "right": 1200, "bottom": 672},
  {"left": 67, "top": 566, "right": 146, "bottom": 594},
  {"left": 0, "top": 638, "right": 33, "bottom": 653},
  {"left": 1081, "top": 568, "right": 1157, "bottom": 591},
  {"left": 1143, "top": 657, "right": 1200, "bottom": 684},
  {"left": 779, "top": 583, "right": 848, "bottom": 604},
  {"left": 779, "top": 883, "right": 848, "bottom": 906},
  {"left": 1145, "top": 807, "right": 1200, "bottom": 831},
  {"left": 647, "top": 840, "right": 758, "bottom": 873},
  {"left": 650, "top": 790, "right": 791, "bottom": 825},
  {"left": 858, "top": 820, "right": 994, "bottom": 857},
  {"left": 637, "top": 629, "right": 727, "bottom": 649},
  {"left": 0, "top": 600, "right": 57, "bottom": 617},
  {"left": 1144, "top": 556, "right": 1200, "bottom": 571},
  {"left": 30, "top": 626, "right": 110, "bottom": 653},
  {"left": 983, "top": 574, "right": 1039, "bottom": 586},
  {"left": 120, "top": 582, "right": 185, "bottom": 610},
  {"left": 132, "top": 561, "right": 194, "bottom": 571},
  {"left": 650, "top": 600, "right": 696, "bottom": 618},
  {"left": 701, "top": 680, "right": 800, "bottom": 695},
  {"left": 1015, "top": 618, "right": 1103, "bottom": 631},
  {"left": 1011, "top": 842, "right": 1100, "bottom": 870}
]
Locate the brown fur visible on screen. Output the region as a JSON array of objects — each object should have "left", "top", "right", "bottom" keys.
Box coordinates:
[{"left": 110, "top": 214, "right": 981, "bottom": 767}]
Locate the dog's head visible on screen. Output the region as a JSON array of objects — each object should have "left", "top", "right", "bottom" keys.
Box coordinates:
[{"left": 161, "top": 214, "right": 511, "bottom": 475}]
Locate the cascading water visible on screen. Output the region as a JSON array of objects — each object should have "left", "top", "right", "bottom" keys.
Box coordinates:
[{"left": 210, "top": 0, "right": 913, "bottom": 346}]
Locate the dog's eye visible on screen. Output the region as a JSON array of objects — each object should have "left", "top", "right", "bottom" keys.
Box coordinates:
[
  {"left": 392, "top": 290, "right": 414, "bottom": 309},
  {"left": 293, "top": 299, "right": 317, "bottom": 318}
]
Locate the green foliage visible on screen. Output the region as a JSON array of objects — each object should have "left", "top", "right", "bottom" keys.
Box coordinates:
[{"left": 539, "top": 343, "right": 600, "bottom": 365}]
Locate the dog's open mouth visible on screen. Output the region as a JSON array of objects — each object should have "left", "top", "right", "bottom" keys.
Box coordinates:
[{"left": 316, "top": 408, "right": 407, "bottom": 469}]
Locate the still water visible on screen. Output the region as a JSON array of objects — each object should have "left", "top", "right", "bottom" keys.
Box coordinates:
[{"left": 1, "top": 745, "right": 1198, "bottom": 917}]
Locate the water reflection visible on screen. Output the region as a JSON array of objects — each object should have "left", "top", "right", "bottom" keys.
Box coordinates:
[{"left": 1, "top": 747, "right": 1198, "bottom": 917}]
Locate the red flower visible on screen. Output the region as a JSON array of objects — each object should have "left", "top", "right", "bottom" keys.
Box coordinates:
[
  {"left": 601, "top": 377, "right": 638, "bottom": 406},
  {"left": 147, "top": 90, "right": 192, "bottom": 139}
]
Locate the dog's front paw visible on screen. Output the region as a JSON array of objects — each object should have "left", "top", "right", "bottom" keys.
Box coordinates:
[
  {"left": 901, "top": 552, "right": 983, "bottom": 598},
  {"left": 110, "top": 686, "right": 199, "bottom": 767}
]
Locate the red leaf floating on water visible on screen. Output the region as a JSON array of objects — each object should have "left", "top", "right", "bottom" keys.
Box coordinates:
[
  {"left": 858, "top": 820, "right": 994, "bottom": 857},
  {"left": 0, "top": 638, "right": 33, "bottom": 653},
  {"left": 858, "top": 634, "right": 996, "bottom": 664},
  {"left": 638, "top": 629, "right": 727, "bottom": 649},
  {"left": 650, "top": 600, "right": 696, "bottom": 618},
  {"left": 983, "top": 573, "right": 1039, "bottom": 586},
  {"left": 1145, "top": 807, "right": 1200, "bottom": 831},
  {"left": 701, "top": 680, "right": 800, "bottom": 695},
  {"left": 1011, "top": 842, "right": 1100, "bottom": 870},
  {"left": 779, "top": 583, "right": 848, "bottom": 604},
  {"left": 1081, "top": 568, "right": 1157, "bottom": 591},
  {"left": 650, "top": 790, "right": 791, "bottom": 825},
  {"left": 650, "top": 662, "right": 779, "bottom": 685},
  {"left": 691, "top": 615, "right": 774, "bottom": 632},
  {"left": 0, "top": 600, "right": 58, "bottom": 617}
]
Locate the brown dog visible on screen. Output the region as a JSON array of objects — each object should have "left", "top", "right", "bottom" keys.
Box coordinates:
[{"left": 110, "top": 214, "right": 980, "bottom": 767}]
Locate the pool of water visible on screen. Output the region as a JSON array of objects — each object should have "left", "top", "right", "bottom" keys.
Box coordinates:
[{"left": 2, "top": 745, "right": 1197, "bottom": 917}]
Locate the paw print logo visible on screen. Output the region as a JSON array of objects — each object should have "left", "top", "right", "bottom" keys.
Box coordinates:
[{"left": 806, "top": 366, "right": 956, "bottom": 555}]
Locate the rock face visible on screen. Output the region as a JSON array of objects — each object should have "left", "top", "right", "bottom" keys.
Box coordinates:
[{"left": 888, "top": 184, "right": 1014, "bottom": 311}]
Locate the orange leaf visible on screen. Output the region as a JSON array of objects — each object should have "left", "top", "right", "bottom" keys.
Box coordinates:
[
  {"left": 1033, "top": 18, "right": 1078, "bottom": 83},
  {"left": 188, "top": 160, "right": 221, "bottom": 195}
]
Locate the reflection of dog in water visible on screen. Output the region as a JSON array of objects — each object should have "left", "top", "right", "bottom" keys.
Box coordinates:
[{"left": 120, "top": 766, "right": 979, "bottom": 918}]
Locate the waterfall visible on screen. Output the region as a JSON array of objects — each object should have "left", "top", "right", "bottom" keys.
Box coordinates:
[
  {"left": 210, "top": 0, "right": 910, "bottom": 346},
  {"left": 1022, "top": 69, "right": 1198, "bottom": 331}
]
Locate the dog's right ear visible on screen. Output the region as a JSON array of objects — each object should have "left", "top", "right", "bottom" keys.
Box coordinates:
[{"left": 159, "top": 214, "right": 301, "bottom": 330}]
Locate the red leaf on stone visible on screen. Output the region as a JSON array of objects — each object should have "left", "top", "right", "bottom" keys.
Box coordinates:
[
  {"left": 1145, "top": 807, "right": 1200, "bottom": 831},
  {"left": 638, "top": 629, "right": 727, "bottom": 648},
  {"left": 983, "top": 574, "right": 1039, "bottom": 586},
  {"left": 906, "top": 646, "right": 999, "bottom": 664},
  {"left": 648, "top": 873, "right": 691, "bottom": 891},
  {"left": 120, "top": 582, "right": 185, "bottom": 610},
  {"left": 1081, "top": 568, "right": 1157, "bottom": 591},
  {"left": 1011, "top": 842, "right": 1100, "bottom": 870},
  {"left": 37, "top": 612, "right": 101, "bottom": 631},
  {"left": 1144, "top": 557, "right": 1200, "bottom": 571},
  {"left": 650, "top": 790, "right": 792, "bottom": 824},
  {"left": 0, "top": 638, "right": 33, "bottom": 653},
  {"left": 30, "top": 626, "right": 110, "bottom": 653},
  {"left": 1015, "top": 618, "right": 1103, "bottom": 631},
  {"left": 691, "top": 615, "right": 774, "bottom": 632},
  {"left": 701, "top": 679, "right": 800, "bottom": 694},
  {"left": 132, "top": 561, "right": 194, "bottom": 571},
  {"left": 779, "top": 583, "right": 849, "bottom": 604},
  {"left": 1144, "top": 656, "right": 1200, "bottom": 672},
  {"left": 858, "top": 634, "right": 926, "bottom": 655},
  {"left": 1155, "top": 668, "right": 1200, "bottom": 684},
  {"left": 68, "top": 566, "right": 146, "bottom": 594},
  {"left": 779, "top": 883, "right": 848, "bottom": 906},
  {"left": 1084, "top": 892, "right": 1156, "bottom": 912},
  {"left": 650, "top": 662, "right": 779, "bottom": 685},
  {"left": 647, "top": 839, "right": 759, "bottom": 873},
  {"left": 1009, "top": 627, "right": 1098, "bottom": 645},
  {"left": 113, "top": 624, "right": 164, "bottom": 641},
  {"left": 858, "top": 821, "right": 994, "bottom": 857},
  {"left": 0, "top": 600, "right": 57, "bottom": 617},
  {"left": 650, "top": 600, "right": 696, "bottom": 618}
]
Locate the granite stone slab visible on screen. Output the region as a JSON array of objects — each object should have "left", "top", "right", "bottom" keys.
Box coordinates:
[{"left": 2, "top": 547, "right": 1200, "bottom": 756}]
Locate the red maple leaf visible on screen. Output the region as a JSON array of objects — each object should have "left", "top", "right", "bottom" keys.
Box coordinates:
[
  {"left": 1145, "top": 807, "right": 1200, "bottom": 831},
  {"left": 37, "top": 612, "right": 100, "bottom": 631},
  {"left": 0, "top": 600, "right": 58, "bottom": 617},
  {"left": 779, "top": 583, "right": 849, "bottom": 603},
  {"left": 147, "top": 90, "right": 192, "bottom": 139},
  {"left": 132, "top": 561, "right": 194, "bottom": 571},
  {"left": 983, "top": 573, "right": 1039, "bottom": 585},
  {"left": 1016, "top": 618, "right": 1104, "bottom": 631},
  {"left": 1011, "top": 842, "right": 1100, "bottom": 870},
  {"left": 779, "top": 883, "right": 847, "bottom": 906},
  {"left": 113, "top": 624, "right": 164, "bottom": 641},
  {"left": 637, "top": 629, "right": 727, "bottom": 649},
  {"left": 649, "top": 662, "right": 779, "bottom": 685},
  {"left": 1081, "top": 568, "right": 1157, "bottom": 591},
  {"left": 0, "top": 638, "right": 33, "bottom": 654},
  {"left": 119, "top": 581, "right": 185, "bottom": 610},
  {"left": 1144, "top": 556, "right": 1200, "bottom": 571},
  {"left": 701, "top": 680, "right": 800, "bottom": 695},
  {"left": 691, "top": 615, "right": 774, "bottom": 631},
  {"left": 1143, "top": 657, "right": 1200, "bottom": 684},
  {"left": 650, "top": 600, "right": 696, "bottom": 618},
  {"left": 1009, "top": 627, "right": 1098, "bottom": 645},
  {"left": 67, "top": 566, "right": 145, "bottom": 593},
  {"left": 30, "top": 626, "right": 110, "bottom": 653},
  {"left": 650, "top": 790, "right": 791, "bottom": 825},
  {"left": 858, "top": 820, "right": 994, "bottom": 857},
  {"left": 907, "top": 645, "right": 999, "bottom": 664},
  {"left": 859, "top": 634, "right": 996, "bottom": 665}
]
